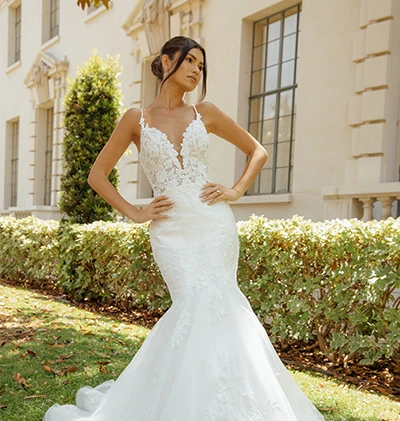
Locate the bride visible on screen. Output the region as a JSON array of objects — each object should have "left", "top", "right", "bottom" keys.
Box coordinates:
[{"left": 44, "top": 36, "right": 325, "bottom": 420}]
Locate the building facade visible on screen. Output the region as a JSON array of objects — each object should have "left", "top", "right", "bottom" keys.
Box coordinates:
[{"left": 1, "top": 0, "right": 399, "bottom": 222}]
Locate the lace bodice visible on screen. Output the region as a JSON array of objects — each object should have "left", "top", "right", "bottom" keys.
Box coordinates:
[{"left": 139, "top": 105, "right": 210, "bottom": 196}]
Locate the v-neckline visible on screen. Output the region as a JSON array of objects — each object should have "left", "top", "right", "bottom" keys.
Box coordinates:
[{"left": 141, "top": 118, "right": 199, "bottom": 171}]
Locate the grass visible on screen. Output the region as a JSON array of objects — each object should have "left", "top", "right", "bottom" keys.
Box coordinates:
[{"left": 0, "top": 283, "right": 399, "bottom": 421}]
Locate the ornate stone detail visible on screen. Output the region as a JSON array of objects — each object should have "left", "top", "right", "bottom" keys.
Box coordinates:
[{"left": 32, "top": 61, "right": 51, "bottom": 84}]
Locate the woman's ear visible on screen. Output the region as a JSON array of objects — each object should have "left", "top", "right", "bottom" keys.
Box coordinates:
[{"left": 161, "top": 54, "right": 171, "bottom": 77}]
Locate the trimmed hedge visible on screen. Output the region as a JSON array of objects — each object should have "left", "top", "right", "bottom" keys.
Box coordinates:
[
  {"left": 0, "top": 215, "right": 399, "bottom": 364},
  {"left": 237, "top": 216, "right": 400, "bottom": 364}
]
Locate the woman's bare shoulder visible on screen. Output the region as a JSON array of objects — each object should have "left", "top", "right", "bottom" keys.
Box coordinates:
[
  {"left": 195, "top": 101, "right": 219, "bottom": 115},
  {"left": 122, "top": 107, "right": 142, "bottom": 124},
  {"left": 119, "top": 107, "right": 142, "bottom": 136},
  {"left": 195, "top": 101, "right": 225, "bottom": 130}
]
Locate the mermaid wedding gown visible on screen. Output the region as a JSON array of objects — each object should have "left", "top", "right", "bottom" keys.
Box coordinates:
[{"left": 44, "top": 105, "right": 325, "bottom": 421}]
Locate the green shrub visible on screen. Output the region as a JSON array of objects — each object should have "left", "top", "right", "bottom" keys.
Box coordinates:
[
  {"left": 0, "top": 217, "right": 59, "bottom": 282},
  {"left": 59, "top": 51, "right": 123, "bottom": 224},
  {"left": 56, "top": 221, "right": 170, "bottom": 310},
  {"left": 0, "top": 215, "right": 399, "bottom": 365},
  {"left": 237, "top": 216, "right": 400, "bottom": 364}
]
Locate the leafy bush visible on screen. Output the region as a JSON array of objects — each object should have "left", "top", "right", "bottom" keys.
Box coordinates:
[
  {"left": 59, "top": 51, "right": 123, "bottom": 224},
  {"left": 0, "top": 215, "right": 399, "bottom": 365},
  {"left": 0, "top": 217, "right": 59, "bottom": 282},
  {"left": 237, "top": 216, "right": 400, "bottom": 364},
  {"left": 56, "top": 221, "right": 169, "bottom": 310}
]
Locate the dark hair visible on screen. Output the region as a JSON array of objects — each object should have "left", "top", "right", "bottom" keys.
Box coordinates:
[{"left": 151, "top": 36, "right": 207, "bottom": 101}]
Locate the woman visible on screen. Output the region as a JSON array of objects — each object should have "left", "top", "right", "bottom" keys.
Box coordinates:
[{"left": 44, "top": 36, "right": 325, "bottom": 420}]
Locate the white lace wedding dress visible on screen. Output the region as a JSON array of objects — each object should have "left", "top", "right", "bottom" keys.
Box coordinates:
[{"left": 44, "top": 105, "right": 325, "bottom": 421}]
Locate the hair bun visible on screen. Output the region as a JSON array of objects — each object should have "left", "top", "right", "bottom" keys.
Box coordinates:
[{"left": 151, "top": 55, "right": 163, "bottom": 80}]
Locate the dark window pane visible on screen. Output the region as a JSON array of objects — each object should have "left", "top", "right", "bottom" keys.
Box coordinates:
[
  {"left": 279, "top": 89, "right": 293, "bottom": 116},
  {"left": 253, "top": 45, "right": 266, "bottom": 71},
  {"left": 265, "top": 65, "right": 278, "bottom": 91},
  {"left": 263, "top": 94, "right": 277, "bottom": 120},
  {"left": 266, "top": 39, "right": 280, "bottom": 67},
  {"left": 281, "top": 59, "right": 295, "bottom": 87},
  {"left": 268, "top": 16, "right": 281, "bottom": 42},
  {"left": 284, "top": 7, "right": 298, "bottom": 36},
  {"left": 259, "top": 169, "right": 273, "bottom": 194},
  {"left": 251, "top": 69, "right": 265, "bottom": 95},
  {"left": 277, "top": 115, "right": 292, "bottom": 142},
  {"left": 249, "top": 98, "right": 262, "bottom": 122},
  {"left": 262, "top": 119, "right": 275, "bottom": 146},
  {"left": 276, "top": 140, "right": 291, "bottom": 167},
  {"left": 282, "top": 34, "right": 296, "bottom": 61},
  {"left": 249, "top": 122, "right": 261, "bottom": 140},
  {"left": 275, "top": 166, "right": 290, "bottom": 193}
]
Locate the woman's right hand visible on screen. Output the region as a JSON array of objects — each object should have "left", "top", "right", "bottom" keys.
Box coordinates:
[{"left": 131, "top": 196, "right": 174, "bottom": 223}]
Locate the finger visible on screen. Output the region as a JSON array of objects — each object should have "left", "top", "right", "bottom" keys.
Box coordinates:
[
  {"left": 153, "top": 195, "right": 169, "bottom": 203},
  {"left": 201, "top": 182, "right": 214, "bottom": 190},
  {"left": 200, "top": 187, "right": 220, "bottom": 199},
  {"left": 153, "top": 201, "right": 173, "bottom": 209},
  {"left": 207, "top": 198, "right": 220, "bottom": 206},
  {"left": 206, "top": 189, "right": 223, "bottom": 200},
  {"left": 153, "top": 203, "right": 174, "bottom": 212}
]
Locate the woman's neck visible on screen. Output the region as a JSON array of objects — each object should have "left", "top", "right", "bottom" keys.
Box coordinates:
[{"left": 151, "top": 82, "right": 187, "bottom": 111}]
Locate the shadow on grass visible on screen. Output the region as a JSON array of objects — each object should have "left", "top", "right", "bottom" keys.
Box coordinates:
[{"left": 0, "top": 285, "right": 148, "bottom": 421}]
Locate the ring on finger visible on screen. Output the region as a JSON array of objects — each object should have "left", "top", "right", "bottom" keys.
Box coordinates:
[{"left": 216, "top": 189, "right": 221, "bottom": 195}]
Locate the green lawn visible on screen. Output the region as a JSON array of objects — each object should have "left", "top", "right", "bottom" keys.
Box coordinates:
[{"left": 0, "top": 282, "right": 399, "bottom": 421}]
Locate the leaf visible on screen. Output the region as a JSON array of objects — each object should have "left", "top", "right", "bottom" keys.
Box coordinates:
[
  {"left": 26, "top": 349, "right": 37, "bottom": 357},
  {"left": 64, "top": 366, "right": 79, "bottom": 374},
  {"left": 56, "top": 354, "right": 73, "bottom": 363},
  {"left": 13, "top": 372, "right": 31, "bottom": 388}
]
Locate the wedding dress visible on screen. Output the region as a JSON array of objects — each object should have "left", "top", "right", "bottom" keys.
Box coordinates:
[{"left": 44, "top": 105, "right": 325, "bottom": 421}]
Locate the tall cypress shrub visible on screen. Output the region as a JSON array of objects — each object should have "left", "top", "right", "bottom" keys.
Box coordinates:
[{"left": 59, "top": 51, "right": 123, "bottom": 223}]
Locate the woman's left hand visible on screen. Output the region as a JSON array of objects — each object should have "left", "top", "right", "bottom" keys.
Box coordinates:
[{"left": 199, "top": 182, "right": 241, "bottom": 205}]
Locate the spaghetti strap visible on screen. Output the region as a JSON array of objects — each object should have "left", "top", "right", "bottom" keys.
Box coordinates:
[
  {"left": 139, "top": 108, "right": 145, "bottom": 128},
  {"left": 192, "top": 104, "right": 201, "bottom": 120}
]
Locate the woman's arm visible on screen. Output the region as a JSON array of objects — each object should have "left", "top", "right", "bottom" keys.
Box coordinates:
[
  {"left": 197, "top": 101, "right": 268, "bottom": 205},
  {"left": 87, "top": 108, "right": 173, "bottom": 223}
]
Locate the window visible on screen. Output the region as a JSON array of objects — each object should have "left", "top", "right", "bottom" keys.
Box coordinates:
[
  {"left": 49, "top": 0, "right": 59, "bottom": 39},
  {"left": 248, "top": 4, "right": 301, "bottom": 195},
  {"left": 44, "top": 108, "right": 54, "bottom": 205},
  {"left": 10, "top": 120, "right": 20, "bottom": 207},
  {"left": 14, "top": 5, "right": 21, "bottom": 62},
  {"left": 42, "top": 0, "right": 59, "bottom": 43},
  {"left": 8, "top": 2, "right": 22, "bottom": 66}
]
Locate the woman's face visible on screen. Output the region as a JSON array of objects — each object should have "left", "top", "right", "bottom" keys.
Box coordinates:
[{"left": 164, "top": 48, "right": 204, "bottom": 91}]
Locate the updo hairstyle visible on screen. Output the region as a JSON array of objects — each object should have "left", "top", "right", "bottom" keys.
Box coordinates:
[{"left": 151, "top": 36, "right": 207, "bottom": 101}]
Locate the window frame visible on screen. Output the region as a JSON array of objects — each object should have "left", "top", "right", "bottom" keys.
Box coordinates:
[
  {"left": 49, "top": 0, "right": 59, "bottom": 39},
  {"left": 14, "top": 4, "right": 21, "bottom": 63},
  {"left": 44, "top": 107, "right": 54, "bottom": 206},
  {"left": 10, "top": 120, "right": 19, "bottom": 208},
  {"left": 247, "top": 3, "right": 301, "bottom": 195}
]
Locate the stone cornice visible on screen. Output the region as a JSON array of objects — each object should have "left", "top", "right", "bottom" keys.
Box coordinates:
[{"left": 24, "top": 51, "right": 69, "bottom": 88}]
